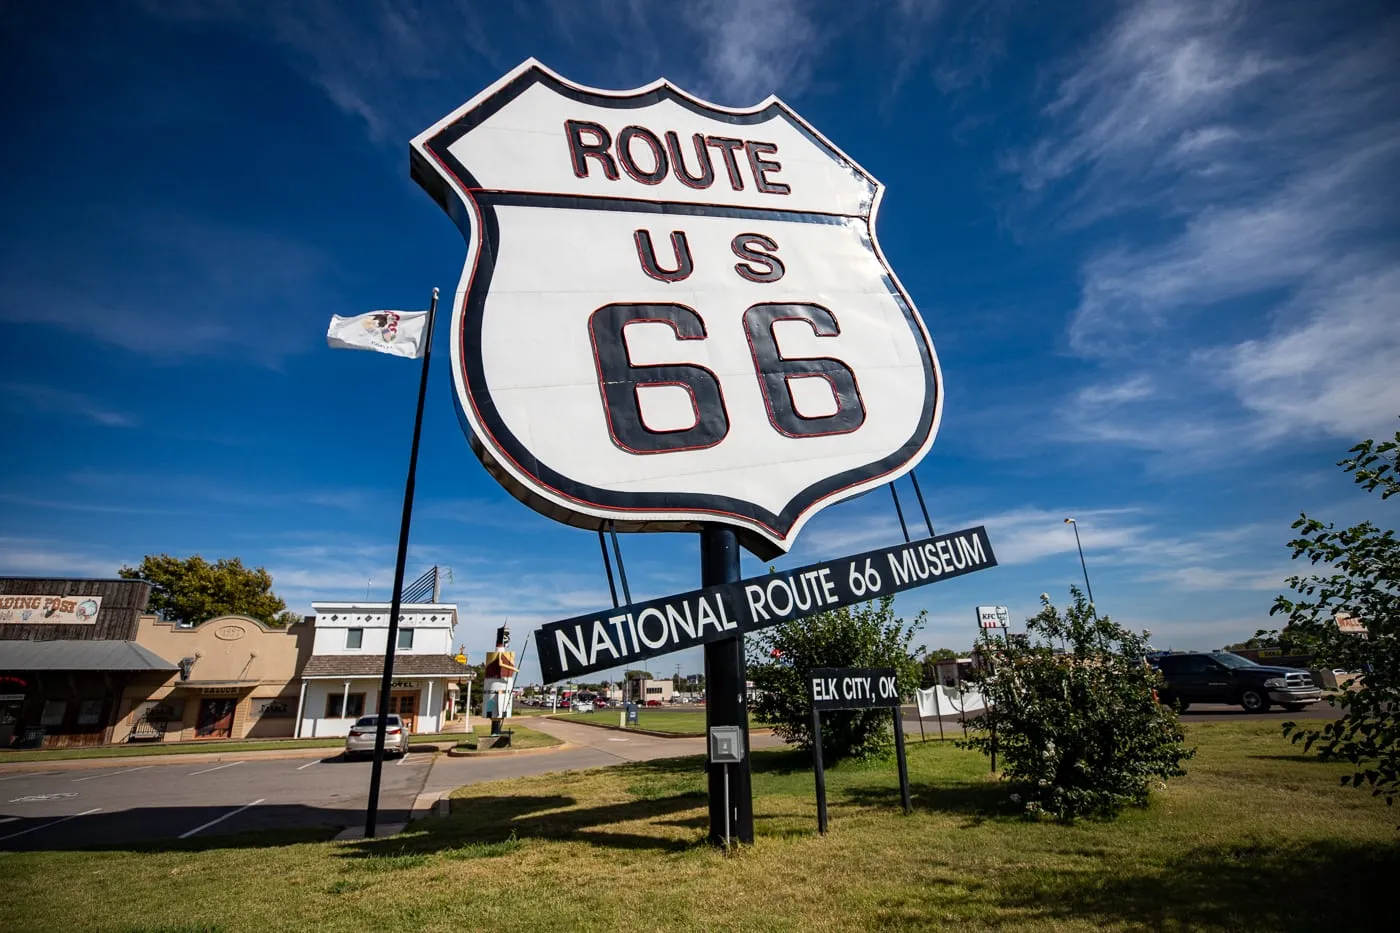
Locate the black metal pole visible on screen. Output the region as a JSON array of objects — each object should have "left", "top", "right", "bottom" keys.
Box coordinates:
[
  {"left": 364, "top": 287, "right": 438, "bottom": 840},
  {"left": 889, "top": 483, "right": 910, "bottom": 543},
  {"left": 609, "top": 522, "right": 632, "bottom": 605},
  {"left": 1070, "top": 521, "right": 1095, "bottom": 605},
  {"left": 909, "top": 471, "right": 935, "bottom": 537},
  {"left": 893, "top": 707, "right": 911, "bottom": 814},
  {"left": 598, "top": 529, "right": 619, "bottom": 608},
  {"left": 702, "top": 525, "right": 753, "bottom": 846},
  {"left": 812, "top": 708, "right": 828, "bottom": 835}
]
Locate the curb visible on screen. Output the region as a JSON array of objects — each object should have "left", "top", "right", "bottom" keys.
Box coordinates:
[
  {"left": 0, "top": 740, "right": 460, "bottom": 774},
  {"left": 543, "top": 716, "right": 775, "bottom": 739},
  {"left": 0, "top": 745, "right": 342, "bottom": 772},
  {"left": 444, "top": 741, "right": 571, "bottom": 758}
]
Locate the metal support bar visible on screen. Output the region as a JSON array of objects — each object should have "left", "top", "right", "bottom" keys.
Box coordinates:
[
  {"left": 598, "top": 529, "right": 619, "bottom": 609},
  {"left": 608, "top": 522, "right": 632, "bottom": 605},
  {"left": 909, "top": 471, "right": 935, "bottom": 537},
  {"left": 889, "top": 483, "right": 911, "bottom": 543}
]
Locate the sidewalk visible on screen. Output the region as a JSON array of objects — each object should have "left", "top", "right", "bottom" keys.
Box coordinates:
[{"left": 0, "top": 738, "right": 463, "bottom": 773}]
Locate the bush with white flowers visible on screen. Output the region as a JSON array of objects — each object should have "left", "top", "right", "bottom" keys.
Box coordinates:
[{"left": 963, "top": 587, "right": 1194, "bottom": 820}]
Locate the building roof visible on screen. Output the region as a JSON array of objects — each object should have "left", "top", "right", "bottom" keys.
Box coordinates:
[
  {"left": 0, "top": 639, "right": 178, "bottom": 672},
  {"left": 301, "top": 654, "right": 470, "bottom": 679}
]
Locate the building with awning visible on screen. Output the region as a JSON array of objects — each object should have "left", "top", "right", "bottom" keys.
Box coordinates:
[
  {"left": 2, "top": 576, "right": 314, "bottom": 748},
  {"left": 0, "top": 577, "right": 172, "bottom": 748},
  {"left": 297, "top": 602, "right": 469, "bottom": 737}
]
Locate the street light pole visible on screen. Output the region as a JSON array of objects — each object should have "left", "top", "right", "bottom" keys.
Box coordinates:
[{"left": 1064, "top": 517, "right": 1095, "bottom": 605}]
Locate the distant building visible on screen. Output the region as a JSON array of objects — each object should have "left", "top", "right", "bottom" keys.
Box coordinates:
[
  {"left": 642, "top": 678, "right": 673, "bottom": 703},
  {"left": 297, "top": 602, "right": 469, "bottom": 737}
]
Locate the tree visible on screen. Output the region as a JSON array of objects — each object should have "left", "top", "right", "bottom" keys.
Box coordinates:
[
  {"left": 747, "top": 595, "right": 922, "bottom": 762},
  {"left": 119, "top": 554, "right": 300, "bottom": 628},
  {"left": 1271, "top": 421, "right": 1399, "bottom": 808},
  {"left": 964, "top": 588, "right": 1194, "bottom": 820},
  {"left": 1222, "top": 625, "right": 1324, "bottom": 657}
]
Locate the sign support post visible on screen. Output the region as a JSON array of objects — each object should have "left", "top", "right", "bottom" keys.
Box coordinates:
[
  {"left": 701, "top": 526, "right": 754, "bottom": 846},
  {"left": 892, "top": 707, "right": 912, "bottom": 813},
  {"left": 811, "top": 707, "right": 828, "bottom": 835}
]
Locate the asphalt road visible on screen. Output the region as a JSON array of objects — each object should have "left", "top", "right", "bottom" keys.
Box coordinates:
[
  {"left": 0, "top": 749, "right": 432, "bottom": 852},
  {"left": 0, "top": 719, "right": 786, "bottom": 852}
]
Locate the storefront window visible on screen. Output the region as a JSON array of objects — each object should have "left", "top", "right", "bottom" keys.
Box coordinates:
[
  {"left": 76, "top": 699, "right": 103, "bottom": 726},
  {"left": 325, "top": 694, "right": 366, "bottom": 718},
  {"left": 397, "top": 629, "right": 414, "bottom": 650},
  {"left": 40, "top": 700, "right": 67, "bottom": 726},
  {"left": 346, "top": 628, "right": 363, "bottom": 649}
]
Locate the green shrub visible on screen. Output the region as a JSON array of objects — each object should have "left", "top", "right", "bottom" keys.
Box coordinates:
[{"left": 965, "top": 589, "right": 1193, "bottom": 820}]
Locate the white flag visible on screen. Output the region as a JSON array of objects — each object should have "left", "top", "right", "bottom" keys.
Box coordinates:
[{"left": 326, "top": 310, "right": 428, "bottom": 359}]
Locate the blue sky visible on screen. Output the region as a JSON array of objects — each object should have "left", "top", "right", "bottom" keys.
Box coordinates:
[{"left": 2, "top": 0, "right": 1397, "bottom": 684}]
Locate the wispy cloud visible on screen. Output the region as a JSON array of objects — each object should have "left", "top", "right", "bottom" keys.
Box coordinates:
[
  {"left": 0, "top": 536, "right": 129, "bottom": 578},
  {"left": 1014, "top": 0, "right": 1400, "bottom": 456},
  {"left": 0, "top": 213, "right": 334, "bottom": 362},
  {"left": 680, "top": 0, "right": 822, "bottom": 104},
  {"left": 138, "top": 0, "right": 504, "bottom": 142},
  {"left": 2, "top": 383, "right": 135, "bottom": 427}
]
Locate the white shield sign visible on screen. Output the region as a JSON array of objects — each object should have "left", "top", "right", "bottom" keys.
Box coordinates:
[{"left": 411, "top": 60, "right": 942, "bottom": 558}]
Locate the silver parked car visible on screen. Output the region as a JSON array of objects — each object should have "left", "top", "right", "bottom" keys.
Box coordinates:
[{"left": 344, "top": 714, "right": 410, "bottom": 759}]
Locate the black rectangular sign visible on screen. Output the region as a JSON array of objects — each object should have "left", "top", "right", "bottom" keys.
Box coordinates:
[
  {"left": 809, "top": 667, "right": 900, "bottom": 711},
  {"left": 535, "top": 525, "right": 996, "bottom": 683}
]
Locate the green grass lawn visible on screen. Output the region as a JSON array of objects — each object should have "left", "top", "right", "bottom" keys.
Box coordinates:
[
  {"left": 0, "top": 722, "right": 1394, "bottom": 932},
  {"left": 0, "top": 731, "right": 473, "bottom": 763},
  {"left": 454, "top": 723, "right": 562, "bottom": 751},
  {"left": 558, "top": 707, "right": 708, "bottom": 733}
]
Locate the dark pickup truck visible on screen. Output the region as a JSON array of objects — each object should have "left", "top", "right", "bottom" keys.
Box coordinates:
[{"left": 1149, "top": 651, "right": 1323, "bottom": 713}]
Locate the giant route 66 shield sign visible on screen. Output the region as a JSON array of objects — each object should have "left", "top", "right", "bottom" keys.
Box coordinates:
[{"left": 411, "top": 60, "right": 942, "bottom": 559}]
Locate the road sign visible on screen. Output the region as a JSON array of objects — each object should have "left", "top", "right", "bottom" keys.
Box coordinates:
[
  {"left": 410, "top": 60, "right": 942, "bottom": 559},
  {"left": 976, "top": 605, "right": 1010, "bottom": 629},
  {"left": 535, "top": 525, "right": 996, "bottom": 682},
  {"left": 806, "top": 666, "right": 910, "bottom": 833},
  {"left": 808, "top": 667, "right": 901, "bottom": 711}
]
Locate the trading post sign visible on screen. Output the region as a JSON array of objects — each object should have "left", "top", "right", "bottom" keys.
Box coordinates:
[
  {"left": 809, "top": 667, "right": 900, "bottom": 711},
  {"left": 536, "top": 525, "right": 995, "bottom": 683},
  {"left": 411, "top": 60, "right": 943, "bottom": 559},
  {"left": 0, "top": 593, "right": 101, "bottom": 625}
]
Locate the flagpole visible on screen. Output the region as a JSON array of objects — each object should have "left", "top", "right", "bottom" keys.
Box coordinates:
[{"left": 364, "top": 286, "right": 439, "bottom": 839}]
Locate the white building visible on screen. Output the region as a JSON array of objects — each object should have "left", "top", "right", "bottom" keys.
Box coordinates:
[{"left": 295, "top": 602, "right": 468, "bottom": 737}]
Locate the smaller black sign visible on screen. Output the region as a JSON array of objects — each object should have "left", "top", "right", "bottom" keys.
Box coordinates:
[{"left": 809, "top": 667, "right": 900, "bottom": 711}]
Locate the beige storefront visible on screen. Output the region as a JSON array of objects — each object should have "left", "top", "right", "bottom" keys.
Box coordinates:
[{"left": 112, "top": 614, "right": 314, "bottom": 743}]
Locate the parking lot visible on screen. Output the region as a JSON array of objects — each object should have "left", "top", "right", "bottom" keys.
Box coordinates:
[{"left": 0, "top": 749, "right": 433, "bottom": 851}]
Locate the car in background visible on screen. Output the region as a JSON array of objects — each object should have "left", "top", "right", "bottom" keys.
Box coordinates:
[
  {"left": 1150, "top": 651, "right": 1323, "bottom": 713},
  {"left": 344, "top": 714, "right": 410, "bottom": 759}
]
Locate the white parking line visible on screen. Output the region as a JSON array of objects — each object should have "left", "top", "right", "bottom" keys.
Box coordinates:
[
  {"left": 0, "top": 772, "right": 58, "bottom": 782},
  {"left": 71, "top": 766, "right": 152, "bottom": 783},
  {"left": 0, "top": 817, "right": 17, "bottom": 825},
  {"left": 178, "top": 798, "right": 265, "bottom": 839},
  {"left": 0, "top": 807, "right": 102, "bottom": 842},
  {"left": 295, "top": 759, "right": 320, "bottom": 771},
  {"left": 188, "top": 761, "right": 244, "bottom": 776}
]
